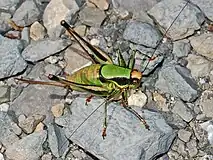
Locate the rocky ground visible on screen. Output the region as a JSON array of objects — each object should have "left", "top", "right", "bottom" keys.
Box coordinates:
[{"left": 0, "top": 0, "right": 213, "bottom": 160}]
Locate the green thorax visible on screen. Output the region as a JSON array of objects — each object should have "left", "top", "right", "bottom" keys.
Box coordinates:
[{"left": 100, "top": 64, "right": 131, "bottom": 79}]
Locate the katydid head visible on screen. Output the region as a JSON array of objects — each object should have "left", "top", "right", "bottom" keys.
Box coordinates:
[{"left": 130, "top": 69, "right": 142, "bottom": 88}]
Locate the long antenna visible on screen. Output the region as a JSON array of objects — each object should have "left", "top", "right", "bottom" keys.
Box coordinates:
[{"left": 142, "top": 0, "right": 190, "bottom": 72}]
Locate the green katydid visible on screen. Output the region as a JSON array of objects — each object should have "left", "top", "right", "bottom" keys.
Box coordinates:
[
  {"left": 16, "top": 20, "right": 151, "bottom": 138},
  {"left": 14, "top": 0, "right": 192, "bottom": 137}
]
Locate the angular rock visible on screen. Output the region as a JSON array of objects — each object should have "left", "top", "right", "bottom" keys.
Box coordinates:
[
  {"left": 44, "top": 64, "right": 62, "bottom": 76},
  {"left": 0, "top": 112, "right": 20, "bottom": 148},
  {"left": 133, "top": 41, "right": 172, "bottom": 74},
  {"left": 0, "top": 35, "right": 27, "bottom": 79},
  {"left": 12, "top": 0, "right": 41, "bottom": 26},
  {"left": 22, "top": 39, "right": 71, "bottom": 62},
  {"left": 21, "top": 27, "right": 30, "bottom": 46},
  {"left": 155, "top": 62, "right": 199, "bottom": 102},
  {"left": 186, "top": 139, "right": 198, "bottom": 157},
  {"left": 200, "top": 121, "right": 213, "bottom": 145},
  {"left": 178, "top": 129, "right": 192, "bottom": 142},
  {"left": 0, "top": 103, "right": 9, "bottom": 112},
  {"left": 128, "top": 90, "right": 147, "bottom": 108},
  {"left": 64, "top": 44, "right": 91, "bottom": 74},
  {"left": 186, "top": 54, "right": 213, "bottom": 78},
  {"left": 112, "top": 0, "right": 157, "bottom": 23},
  {"left": 123, "top": 20, "right": 161, "bottom": 48},
  {"left": 10, "top": 62, "right": 66, "bottom": 124},
  {"left": 0, "top": 85, "right": 10, "bottom": 104},
  {"left": 55, "top": 97, "right": 176, "bottom": 160},
  {"left": 43, "top": 0, "right": 79, "bottom": 38},
  {"left": 48, "top": 124, "right": 69, "bottom": 157},
  {"left": 172, "top": 100, "right": 194, "bottom": 122},
  {"left": 199, "top": 90, "right": 213, "bottom": 118},
  {"left": 172, "top": 39, "right": 191, "bottom": 58},
  {"left": 88, "top": 0, "right": 109, "bottom": 10},
  {"left": 79, "top": 6, "right": 106, "bottom": 27},
  {"left": 189, "top": 33, "right": 213, "bottom": 60},
  {"left": 190, "top": 0, "right": 213, "bottom": 21},
  {"left": 172, "top": 139, "right": 188, "bottom": 157},
  {"left": 30, "top": 21, "right": 46, "bottom": 41},
  {"left": 41, "top": 153, "right": 53, "bottom": 160},
  {"left": 51, "top": 103, "right": 65, "bottom": 118},
  {"left": 148, "top": 0, "right": 205, "bottom": 40},
  {"left": 18, "top": 114, "right": 46, "bottom": 134},
  {"left": 153, "top": 92, "right": 168, "bottom": 112},
  {"left": 0, "top": 12, "right": 11, "bottom": 33},
  {"left": 0, "top": 0, "right": 20, "bottom": 13},
  {"left": 5, "top": 130, "right": 47, "bottom": 160}
]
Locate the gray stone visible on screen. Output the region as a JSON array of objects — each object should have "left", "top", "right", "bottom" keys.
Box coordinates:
[
  {"left": 186, "top": 139, "right": 198, "bottom": 157},
  {"left": 155, "top": 62, "right": 199, "bottom": 102},
  {"left": 186, "top": 54, "right": 213, "bottom": 78},
  {"left": 10, "top": 85, "right": 23, "bottom": 102},
  {"left": 190, "top": 122, "right": 209, "bottom": 149},
  {"left": 133, "top": 41, "right": 172, "bottom": 74},
  {"left": 172, "top": 39, "right": 191, "bottom": 58},
  {"left": 19, "top": 114, "right": 45, "bottom": 134},
  {"left": 0, "top": 35, "right": 27, "bottom": 79},
  {"left": 30, "top": 21, "right": 46, "bottom": 41},
  {"left": 172, "top": 100, "right": 194, "bottom": 122},
  {"left": 41, "top": 153, "right": 53, "bottom": 160},
  {"left": 79, "top": 6, "right": 106, "bottom": 27},
  {"left": 0, "top": 103, "right": 9, "bottom": 112},
  {"left": 55, "top": 97, "right": 176, "bottom": 160},
  {"left": 199, "top": 90, "right": 213, "bottom": 118},
  {"left": 0, "top": 85, "right": 10, "bottom": 104},
  {"left": 10, "top": 62, "right": 66, "bottom": 124},
  {"left": 22, "top": 39, "right": 71, "bottom": 62},
  {"left": 189, "top": 33, "right": 213, "bottom": 60},
  {"left": 148, "top": 0, "right": 205, "bottom": 40},
  {"left": 167, "top": 150, "right": 180, "bottom": 159},
  {"left": 5, "top": 130, "right": 47, "bottom": 160},
  {"left": 172, "top": 139, "right": 188, "bottom": 157},
  {"left": 112, "top": 0, "right": 157, "bottom": 23},
  {"left": 0, "top": 112, "right": 20, "bottom": 148},
  {"left": 44, "top": 64, "right": 62, "bottom": 76},
  {"left": 0, "top": 12, "right": 11, "bottom": 33},
  {"left": 43, "top": 0, "right": 79, "bottom": 39},
  {"left": 123, "top": 20, "right": 161, "bottom": 48},
  {"left": 89, "top": 0, "right": 109, "bottom": 10},
  {"left": 162, "top": 112, "right": 187, "bottom": 129},
  {"left": 21, "top": 27, "right": 30, "bottom": 46},
  {"left": 178, "top": 129, "right": 192, "bottom": 142},
  {"left": 191, "top": 0, "right": 213, "bottom": 21},
  {"left": 12, "top": 0, "right": 41, "bottom": 26},
  {"left": 47, "top": 124, "right": 69, "bottom": 157},
  {"left": 0, "top": 0, "right": 20, "bottom": 13},
  {"left": 64, "top": 44, "right": 91, "bottom": 74},
  {"left": 200, "top": 121, "right": 213, "bottom": 145}
]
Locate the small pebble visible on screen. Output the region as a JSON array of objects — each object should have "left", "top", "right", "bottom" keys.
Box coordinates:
[
  {"left": 51, "top": 103, "right": 65, "bottom": 117},
  {"left": 0, "top": 103, "right": 9, "bottom": 112},
  {"left": 35, "top": 122, "right": 45, "bottom": 132},
  {"left": 41, "top": 153, "right": 53, "bottom": 160}
]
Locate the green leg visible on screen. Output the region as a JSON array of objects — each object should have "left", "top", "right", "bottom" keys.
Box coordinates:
[{"left": 102, "top": 89, "right": 121, "bottom": 139}]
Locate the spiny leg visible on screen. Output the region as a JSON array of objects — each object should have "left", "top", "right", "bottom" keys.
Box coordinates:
[
  {"left": 122, "top": 90, "right": 150, "bottom": 130},
  {"left": 102, "top": 89, "right": 121, "bottom": 139},
  {"left": 102, "top": 101, "right": 108, "bottom": 139}
]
